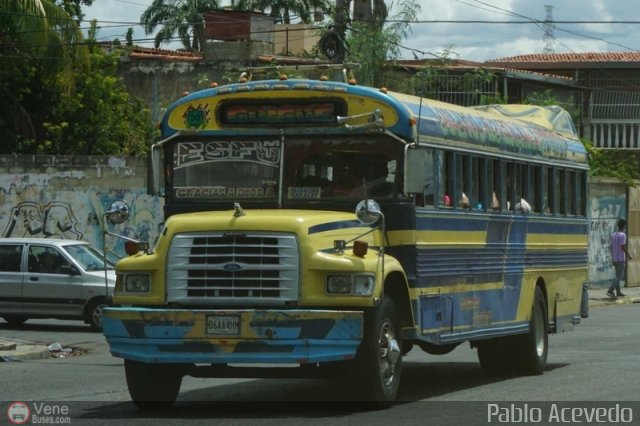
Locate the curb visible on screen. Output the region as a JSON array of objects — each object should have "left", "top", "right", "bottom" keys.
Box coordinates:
[{"left": 0, "top": 340, "right": 49, "bottom": 362}]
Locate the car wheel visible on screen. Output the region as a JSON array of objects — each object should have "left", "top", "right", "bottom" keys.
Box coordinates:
[
  {"left": 125, "top": 360, "right": 183, "bottom": 410},
  {"left": 85, "top": 298, "right": 109, "bottom": 331},
  {"left": 2, "top": 315, "right": 28, "bottom": 326}
]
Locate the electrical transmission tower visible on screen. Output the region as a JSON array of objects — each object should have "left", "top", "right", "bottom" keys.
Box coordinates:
[{"left": 543, "top": 5, "right": 556, "bottom": 53}]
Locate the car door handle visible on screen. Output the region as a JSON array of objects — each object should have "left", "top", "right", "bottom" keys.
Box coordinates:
[{"left": 29, "top": 276, "right": 40, "bottom": 281}]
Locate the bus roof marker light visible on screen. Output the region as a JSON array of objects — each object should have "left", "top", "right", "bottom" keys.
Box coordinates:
[{"left": 238, "top": 71, "right": 251, "bottom": 83}]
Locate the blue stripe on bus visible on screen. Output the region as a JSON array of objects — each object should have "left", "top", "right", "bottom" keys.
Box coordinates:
[
  {"left": 414, "top": 213, "right": 588, "bottom": 235},
  {"left": 307, "top": 220, "right": 370, "bottom": 235},
  {"left": 414, "top": 247, "right": 586, "bottom": 287}
]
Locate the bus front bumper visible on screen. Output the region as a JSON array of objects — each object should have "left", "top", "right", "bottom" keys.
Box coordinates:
[{"left": 102, "top": 307, "right": 363, "bottom": 364}]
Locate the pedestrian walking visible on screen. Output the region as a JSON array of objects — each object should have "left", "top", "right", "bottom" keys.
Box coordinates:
[{"left": 607, "top": 218, "right": 633, "bottom": 298}]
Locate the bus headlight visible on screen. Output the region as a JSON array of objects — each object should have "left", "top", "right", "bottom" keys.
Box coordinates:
[
  {"left": 326, "top": 274, "right": 375, "bottom": 296},
  {"left": 353, "top": 274, "right": 374, "bottom": 295},
  {"left": 124, "top": 274, "right": 150, "bottom": 293},
  {"left": 327, "top": 275, "right": 351, "bottom": 294}
]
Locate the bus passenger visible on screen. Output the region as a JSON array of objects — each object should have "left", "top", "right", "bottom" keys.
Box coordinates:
[
  {"left": 491, "top": 191, "right": 500, "bottom": 210},
  {"left": 515, "top": 198, "right": 531, "bottom": 214},
  {"left": 459, "top": 192, "right": 470, "bottom": 208}
]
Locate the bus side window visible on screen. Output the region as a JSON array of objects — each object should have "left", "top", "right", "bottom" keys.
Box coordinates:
[
  {"left": 530, "top": 165, "right": 541, "bottom": 214},
  {"left": 423, "top": 150, "right": 435, "bottom": 207},
  {"left": 547, "top": 167, "right": 557, "bottom": 214},
  {"left": 472, "top": 157, "right": 483, "bottom": 210},
  {"left": 492, "top": 159, "right": 504, "bottom": 211},
  {"left": 576, "top": 170, "right": 585, "bottom": 216},
  {"left": 439, "top": 151, "right": 455, "bottom": 208},
  {"left": 567, "top": 170, "right": 576, "bottom": 215}
]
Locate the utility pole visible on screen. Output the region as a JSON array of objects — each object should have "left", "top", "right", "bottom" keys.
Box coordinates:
[
  {"left": 543, "top": 5, "right": 556, "bottom": 54},
  {"left": 353, "top": 0, "right": 372, "bottom": 21}
]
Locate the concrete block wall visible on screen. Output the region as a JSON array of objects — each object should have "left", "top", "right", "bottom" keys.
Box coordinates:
[{"left": 0, "top": 155, "right": 163, "bottom": 259}]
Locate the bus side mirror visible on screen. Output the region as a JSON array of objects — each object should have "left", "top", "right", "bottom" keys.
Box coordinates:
[
  {"left": 355, "top": 199, "right": 382, "bottom": 225},
  {"left": 105, "top": 200, "right": 130, "bottom": 225}
]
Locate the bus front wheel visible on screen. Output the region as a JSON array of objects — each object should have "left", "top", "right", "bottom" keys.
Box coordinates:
[
  {"left": 125, "top": 360, "right": 183, "bottom": 410},
  {"left": 355, "top": 297, "right": 403, "bottom": 405}
]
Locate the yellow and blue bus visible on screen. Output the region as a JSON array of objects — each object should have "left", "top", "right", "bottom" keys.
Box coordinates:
[{"left": 102, "top": 65, "right": 589, "bottom": 407}]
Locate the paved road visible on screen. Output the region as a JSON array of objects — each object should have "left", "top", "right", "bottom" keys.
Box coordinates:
[{"left": 1, "top": 302, "right": 640, "bottom": 425}]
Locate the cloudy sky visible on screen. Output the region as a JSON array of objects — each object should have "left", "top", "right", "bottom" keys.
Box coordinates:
[{"left": 82, "top": 0, "right": 640, "bottom": 62}]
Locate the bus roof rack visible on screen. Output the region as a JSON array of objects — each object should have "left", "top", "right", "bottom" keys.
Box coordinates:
[{"left": 236, "top": 63, "right": 361, "bottom": 83}]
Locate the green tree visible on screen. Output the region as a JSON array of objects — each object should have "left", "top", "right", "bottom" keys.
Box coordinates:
[
  {"left": 140, "top": 0, "right": 219, "bottom": 52},
  {"left": 40, "top": 22, "right": 154, "bottom": 155},
  {"left": 345, "top": 0, "right": 419, "bottom": 87},
  {"left": 0, "top": 0, "right": 90, "bottom": 146},
  {"left": 53, "top": 0, "right": 94, "bottom": 23},
  {"left": 235, "top": 0, "right": 333, "bottom": 24}
]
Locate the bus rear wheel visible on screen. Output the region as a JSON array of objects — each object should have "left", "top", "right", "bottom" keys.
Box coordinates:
[
  {"left": 476, "top": 287, "right": 548, "bottom": 376},
  {"left": 125, "top": 360, "right": 183, "bottom": 410},
  {"left": 354, "top": 297, "right": 403, "bottom": 405},
  {"left": 512, "top": 287, "right": 548, "bottom": 375}
]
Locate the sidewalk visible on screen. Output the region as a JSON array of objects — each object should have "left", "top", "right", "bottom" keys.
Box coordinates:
[{"left": 2, "top": 286, "right": 640, "bottom": 361}]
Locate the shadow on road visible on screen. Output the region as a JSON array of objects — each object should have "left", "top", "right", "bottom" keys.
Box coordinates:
[{"left": 74, "top": 361, "right": 570, "bottom": 420}]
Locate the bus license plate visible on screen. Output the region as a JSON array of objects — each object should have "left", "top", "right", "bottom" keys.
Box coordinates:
[{"left": 205, "top": 314, "right": 240, "bottom": 335}]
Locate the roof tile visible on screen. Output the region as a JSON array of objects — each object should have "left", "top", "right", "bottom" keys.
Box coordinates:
[{"left": 486, "top": 51, "right": 640, "bottom": 64}]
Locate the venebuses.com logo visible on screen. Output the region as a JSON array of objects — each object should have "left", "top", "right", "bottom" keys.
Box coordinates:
[
  {"left": 6, "top": 401, "right": 71, "bottom": 424},
  {"left": 7, "top": 402, "right": 30, "bottom": 424}
]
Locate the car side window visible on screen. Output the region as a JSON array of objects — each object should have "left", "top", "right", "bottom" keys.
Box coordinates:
[
  {"left": 0, "top": 244, "right": 23, "bottom": 272},
  {"left": 29, "top": 246, "right": 70, "bottom": 275}
]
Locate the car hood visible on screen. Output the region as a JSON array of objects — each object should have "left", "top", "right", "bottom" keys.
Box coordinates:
[{"left": 84, "top": 270, "right": 117, "bottom": 286}]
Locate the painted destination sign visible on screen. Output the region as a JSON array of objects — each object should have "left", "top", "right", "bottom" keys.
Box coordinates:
[{"left": 218, "top": 100, "right": 345, "bottom": 126}]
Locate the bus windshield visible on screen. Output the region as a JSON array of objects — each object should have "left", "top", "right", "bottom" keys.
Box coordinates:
[{"left": 170, "top": 136, "right": 401, "bottom": 201}]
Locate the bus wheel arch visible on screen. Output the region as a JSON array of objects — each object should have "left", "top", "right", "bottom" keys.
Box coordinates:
[{"left": 383, "top": 271, "right": 413, "bottom": 330}]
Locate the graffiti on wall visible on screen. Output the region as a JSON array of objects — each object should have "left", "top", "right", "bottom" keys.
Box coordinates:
[
  {"left": 589, "top": 190, "right": 626, "bottom": 287},
  {"left": 2, "top": 201, "right": 83, "bottom": 240},
  {"left": 0, "top": 183, "right": 163, "bottom": 259}
]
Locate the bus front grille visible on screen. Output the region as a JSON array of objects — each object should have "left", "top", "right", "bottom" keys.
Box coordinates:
[{"left": 167, "top": 232, "right": 299, "bottom": 306}]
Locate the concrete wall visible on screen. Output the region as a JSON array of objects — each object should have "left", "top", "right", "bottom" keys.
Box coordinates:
[
  {"left": 588, "top": 178, "right": 635, "bottom": 288},
  {"left": 0, "top": 155, "right": 163, "bottom": 259}
]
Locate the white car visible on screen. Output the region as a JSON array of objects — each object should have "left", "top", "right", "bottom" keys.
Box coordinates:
[{"left": 0, "top": 238, "right": 116, "bottom": 331}]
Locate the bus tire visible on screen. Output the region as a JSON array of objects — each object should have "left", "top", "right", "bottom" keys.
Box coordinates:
[
  {"left": 512, "top": 287, "right": 548, "bottom": 375},
  {"left": 125, "top": 360, "right": 183, "bottom": 410},
  {"left": 355, "top": 297, "right": 403, "bottom": 405}
]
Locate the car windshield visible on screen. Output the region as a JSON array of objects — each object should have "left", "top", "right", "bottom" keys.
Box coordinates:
[{"left": 63, "top": 244, "right": 115, "bottom": 271}]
